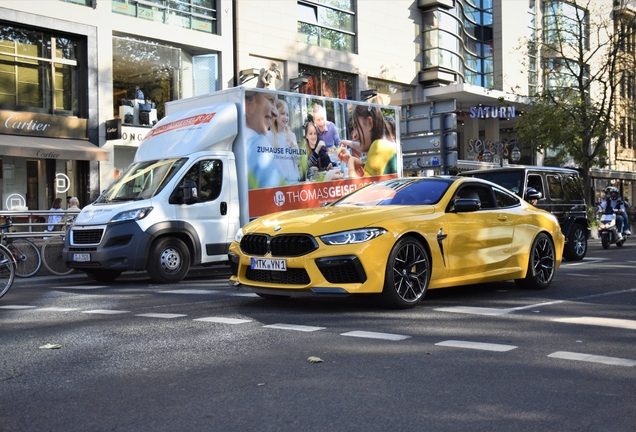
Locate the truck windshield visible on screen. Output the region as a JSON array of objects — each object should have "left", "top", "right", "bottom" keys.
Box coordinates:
[{"left": 96, "top": 158, "right": 187, "bottom": 203}]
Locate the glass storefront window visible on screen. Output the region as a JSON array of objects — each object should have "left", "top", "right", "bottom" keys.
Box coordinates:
[
  {"left": 112, "top": 37, "right": 218, "bottom": 122},
  {"left": 0, "top": 24, "right": 83, "bottom": 117}
]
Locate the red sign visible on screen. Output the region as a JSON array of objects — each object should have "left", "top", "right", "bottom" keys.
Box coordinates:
[{"left": 248, "top": 174, "right": 398, "bottom": 218}]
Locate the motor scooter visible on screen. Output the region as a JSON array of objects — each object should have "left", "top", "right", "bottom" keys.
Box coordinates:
[{"left": 598, "top": 209, "right": 629, "bottom": 249}]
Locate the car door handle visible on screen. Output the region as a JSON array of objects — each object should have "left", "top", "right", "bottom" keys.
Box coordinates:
[
  {"left": 220, "top": 201, "right": 227, "bottom": 215},
  {"left": 497, "top": 214, "right": 508, "bottom": 221}
]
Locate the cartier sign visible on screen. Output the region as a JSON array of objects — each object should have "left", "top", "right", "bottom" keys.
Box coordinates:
[{"left": 0, "top": 110, "right": 87, "bottom": 139}]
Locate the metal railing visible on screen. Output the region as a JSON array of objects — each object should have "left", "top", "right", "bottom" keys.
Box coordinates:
[{"left": 0, "top": 210, "right": 81, "bottom": 238}]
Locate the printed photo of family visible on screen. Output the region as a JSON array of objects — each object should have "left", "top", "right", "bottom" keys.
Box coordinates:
[{"left": 245, "top": 90, "right": 399, "bottom": 190}]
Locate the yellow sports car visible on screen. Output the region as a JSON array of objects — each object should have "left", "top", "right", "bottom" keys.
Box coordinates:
[{"left": 228, "top": 176, "right": 565, "bottom": 309}]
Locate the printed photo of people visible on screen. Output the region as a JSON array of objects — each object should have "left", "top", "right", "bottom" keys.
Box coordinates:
[{"left": 244, "top": 89, "right": 399, "bottom": 189}]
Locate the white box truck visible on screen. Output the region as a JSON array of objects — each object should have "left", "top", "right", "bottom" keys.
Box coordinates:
[{"left": 63, "top": 87, "right": 402, "bottom": 283}]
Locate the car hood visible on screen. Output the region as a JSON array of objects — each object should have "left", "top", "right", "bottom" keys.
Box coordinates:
[{"left": 244, "top": 205, "right": 436, "bottom": 236}]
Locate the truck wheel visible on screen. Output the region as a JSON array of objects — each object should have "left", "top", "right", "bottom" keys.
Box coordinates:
[
  {"left": 563, "top": 224, "right": 587, "bottom": 261},
  {"left": 85, "top": 269, "right": 121, "bottom": 282},
  {"left": 147, "top": 237, "right": 190, "bottom": 284}
]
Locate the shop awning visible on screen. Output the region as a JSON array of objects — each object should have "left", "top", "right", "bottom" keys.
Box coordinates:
[
  {"left": 590, "top": 168, "right": 636, "bottom": 181},
  {"left": 0, "top": 135, "right": 109, "bottom": 161}
]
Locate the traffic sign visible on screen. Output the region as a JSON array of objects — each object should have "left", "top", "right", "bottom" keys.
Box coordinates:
[
  {"left": 402, "top": 132, "right": 457, "bottom": 152},
  {"left": 403, "top": 152, "right": 458, "bottom": 169}
]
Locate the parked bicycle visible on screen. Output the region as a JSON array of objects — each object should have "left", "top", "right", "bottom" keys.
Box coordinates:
[
  {"left": 0, "top": 217, "right": 42, "bottom": 278},
  {"left": 42, "top": 217, "right": 75, "bottom": 276},
  {"left": 0, "top": 219, "right": 18, "bottom": 299}
]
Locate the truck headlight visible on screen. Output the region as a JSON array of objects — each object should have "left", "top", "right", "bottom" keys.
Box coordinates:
[
  {"left": 320, "top": 228, "right": 386, "bottom": 245},
  {"left": 110, "top": 207, "right": 153, "bottom": 223}
]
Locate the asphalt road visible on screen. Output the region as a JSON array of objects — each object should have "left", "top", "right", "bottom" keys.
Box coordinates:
[{"left": 1, "top": 240, "right": 635, "bottom": 432}]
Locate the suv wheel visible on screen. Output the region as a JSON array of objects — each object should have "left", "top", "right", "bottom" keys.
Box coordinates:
[{"left": 563, "top": 223, "right": 587, "bottom": 261}]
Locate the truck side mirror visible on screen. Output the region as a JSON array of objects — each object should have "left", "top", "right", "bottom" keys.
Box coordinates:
[{"left": 181, "top": 180, "right": 199, "bottom": 205}]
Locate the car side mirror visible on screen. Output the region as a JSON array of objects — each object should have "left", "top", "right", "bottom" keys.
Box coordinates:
[
  {"left": 454, "top": 198, "right": 481, "bottom": 212},
  {"left": 181, "top": 180, "right": 199, "bottom": 205}
]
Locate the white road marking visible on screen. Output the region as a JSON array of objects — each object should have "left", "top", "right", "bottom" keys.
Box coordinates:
[
  {"left": 58, "top": 285, "right": 108, "bottom": 290},
  {"left": 561, "top": 259, "right": 605, "bottom": 267},
  {"left": 194, "top": 317, "right": 252, "bottom": 324},
  {"left": 553, "top": 317, "right": 636, "bottom": 330},
  {"left": 82, "top": 309, "right": 130, "bottom": 315},
  {"left": 263, "top": 323, "right": 325, "bottom": 332},
  {"left": 38, "top": 307, "right": 80, "bottom": 312},
  {"left": 233, "top": 293, "right": 260, "bottom": 297},
  {"left": 341, "top": 331, "right": 410, "bottom": 341},
  {"left": 435, "top": 306, "right": 513, "bottom": 315},
  {"left": 0, "top": 305, "right": 37, "bottom": 310},
  {"left": 435, "top": 340, "right": 517, "bottom": 352},
  {"left": 548, "top": 351, "right": 636, "bottom": 367},
  {"left": 162, "top": 289, "right": 222, "bottom": 294},
  {"left": 136, "top": 313, "right": 187, "bottom": 319}
]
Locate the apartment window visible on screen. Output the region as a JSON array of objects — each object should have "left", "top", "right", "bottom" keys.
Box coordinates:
[
  {"left": 112, "top": 0, "right": 217, "bottom": 34},
  {"left": 298, "top": 64, "right": 354, "bottom": 99},
  {"left": 527, "top": 0, "right": 538, "bottom": 96},
  {"left": 545, "top": 57, "right": 588, "bottom": 96},
  {"left": 543, "top": 1, "right": 589, "bottom": 50},
  {"left": 0, "top": 23, "right": 85, "bottom": 117},
  {"left": 297, "top": 0, "right": 355, "bottom": 53}
]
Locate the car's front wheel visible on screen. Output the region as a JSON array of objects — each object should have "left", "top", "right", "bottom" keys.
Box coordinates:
[
  {"left": 147, "top": 237, "right": 190, "bottom": 284},
  {"left": 381, "top": 236, "right": 430, "bottom": 309},
  {"left": 515, "top": 233, "right": 556, "bottom": 290}
]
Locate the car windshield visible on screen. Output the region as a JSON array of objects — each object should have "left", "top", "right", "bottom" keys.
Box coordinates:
[
  {"left": 96, "top": 158, "right": 187, "bottom": 203},
  {"left": 468, "top": 171, "right": 524, "bottom": 195},
  {"left": 334, "top": 178, "right": 452, "bottom": 206}
]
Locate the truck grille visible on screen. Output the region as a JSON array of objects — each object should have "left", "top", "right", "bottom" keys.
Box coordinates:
[
  {"left": 241, "top": 234, "right": 317, "bottom": 257},
  {"left": 71, "top": 229, "right": 104, "bottom": 245},
  {"left": 245, "top": 267, "right": 310, "bottom": 285}
]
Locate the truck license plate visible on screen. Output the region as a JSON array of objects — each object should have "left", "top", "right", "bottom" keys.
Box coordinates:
[
  {"left": 72, "top": 253, "right": 90, "bottom": 262},
  {"left": 250, "top": 258, "right": 286, "bottom": 271}
]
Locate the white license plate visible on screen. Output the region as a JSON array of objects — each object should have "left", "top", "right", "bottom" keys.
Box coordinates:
[
  {"left": 250, "top": 258, "right": 287, "bottom": 271},
  {"left": 72, "top": 253, "right": 90, "bottom": 262}
]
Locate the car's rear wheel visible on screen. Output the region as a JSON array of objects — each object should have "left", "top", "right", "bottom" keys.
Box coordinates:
[
  {"left": 515, "top": 233, "right": 556, "bottom": 290},
  {"left": 381, "top": 236, "right": 430, "bottom": 309},
  {"left": 563, "top": 223, "right": 587, "bottom": 261}
]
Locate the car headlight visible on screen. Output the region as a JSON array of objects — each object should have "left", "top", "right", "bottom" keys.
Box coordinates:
[
  {"left": 110, "top": 207, "right": 153, "bottom": 223},
  {"left": 320, "top": 228, "right": 386, "bottom": 245},
  {"left": 234, "top": 227, "right": 244, "bottom": 243}
]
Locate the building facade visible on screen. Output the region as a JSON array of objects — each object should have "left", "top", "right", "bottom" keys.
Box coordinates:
[{"left": 1, "top": 0, "right": 634, "bottom": 211}]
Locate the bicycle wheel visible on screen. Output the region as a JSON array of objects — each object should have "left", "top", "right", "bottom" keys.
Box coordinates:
[
  {"left": 0, "top": 245, "right": 16, "bottom": 298},
  {"left": 42, "top": 236, "right": 73, "bottom": 276},
  {"left": 8, "top": 238, "right": 42, "bottom": 278}
]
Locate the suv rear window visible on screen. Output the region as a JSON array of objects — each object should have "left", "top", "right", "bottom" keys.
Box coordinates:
[
  {"left": 547, "top": 175, "right": 564, "bottom": 200},
  {"left": 562, "top": 174, "right": 584, "bottom": 201}
]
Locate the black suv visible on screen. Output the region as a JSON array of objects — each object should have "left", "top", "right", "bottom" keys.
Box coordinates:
[{"left": 461, "top": 166, "right": 589, "bottom": 261}]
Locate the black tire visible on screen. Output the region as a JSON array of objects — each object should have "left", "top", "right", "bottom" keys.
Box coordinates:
[
  {"left": 616, "top": 239, "right": 624, "bottom": 247},
  {"left": 563, "top": 224, "right": 587, "bottom": 261},
  {"left": 0, "top": 245, "right": 16, "bottom": 298},
  {"left": 9, "top": 238, "right": 42, "bottom": 278},
  {"left": 601, "top": 233, "right": 610, "bottom": 249},
  {"left": 381, "top": 236, "right": 430, "bottom": 309},
  {"left": 42, "top": 237, "right": 74, "bottom": 276},
  {"left": 515, "top": 233, "right": 556, "bottom": 290},
  {"left": 147, "top": 237, "right": 190, "bottom": 284},
  {"left": 85, "top": 269, "right": 121, "bottom": 282}
]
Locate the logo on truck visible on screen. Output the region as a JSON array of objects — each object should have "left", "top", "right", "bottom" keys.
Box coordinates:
[{"left": 144, "top": 113, "right": 216, "bottom": 139}]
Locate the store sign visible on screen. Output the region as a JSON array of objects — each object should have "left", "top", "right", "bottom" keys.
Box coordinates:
[
  {"left": 106, "top": 119, "right": 122, "bottom": 141},
  {"left": 118, "top": 126, "right": 150, "bottom": 146},
  {"left": 0, "top": 110, "right": 87, "bottom": 139},
  {"left": 469, "top": 106, "right": 516, "bottom": 119}
]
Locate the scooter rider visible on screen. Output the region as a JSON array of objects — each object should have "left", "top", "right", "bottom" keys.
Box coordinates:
[{"left": 600, "top": 187, "right": 630, "bottom": 238}]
